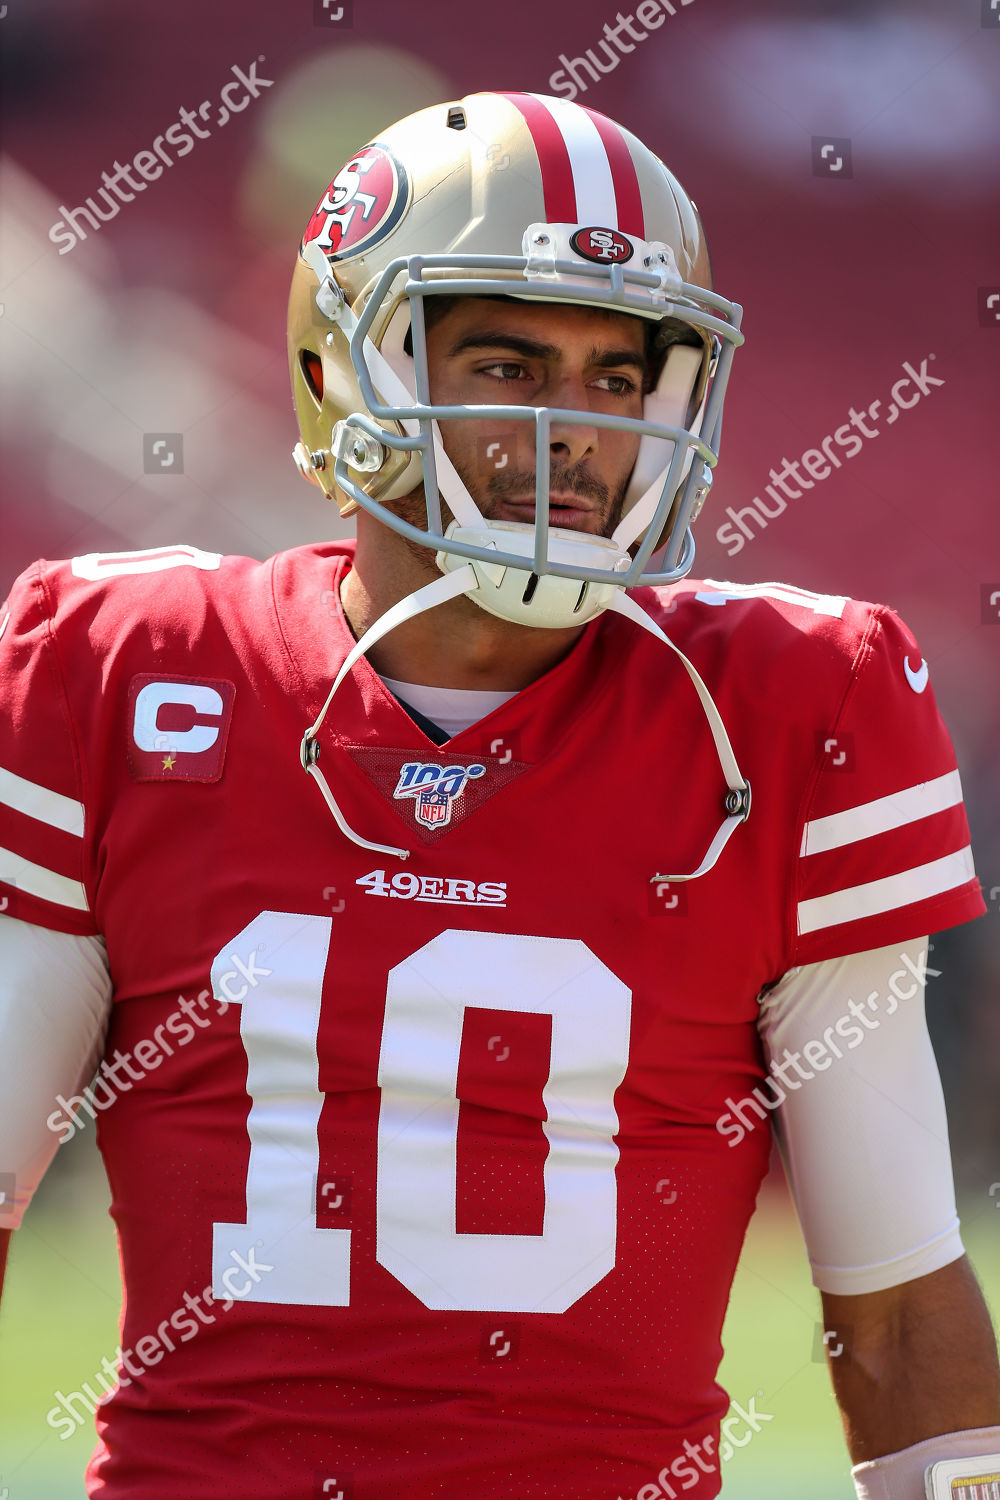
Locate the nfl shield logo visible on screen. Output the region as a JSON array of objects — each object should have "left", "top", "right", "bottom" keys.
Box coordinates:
[
  {"left": 417, "top": 787, "right": 451, "bottom": 827},
  {"left": 392, "top": 758, "right": 488, "bottom": 832}
]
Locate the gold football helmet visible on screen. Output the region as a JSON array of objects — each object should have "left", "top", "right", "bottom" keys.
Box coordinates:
[{"left": 287, "top": 89, "right": 744, "bottom": 629}]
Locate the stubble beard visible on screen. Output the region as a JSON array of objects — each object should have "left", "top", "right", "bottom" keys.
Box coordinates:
[{"left": 383, "top": 457, "right": 630, "bottom": 571}]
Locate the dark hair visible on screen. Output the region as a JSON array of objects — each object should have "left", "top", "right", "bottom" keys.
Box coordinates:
[{"left": 402, "top": 292, "right": 702, "bottom": 394}]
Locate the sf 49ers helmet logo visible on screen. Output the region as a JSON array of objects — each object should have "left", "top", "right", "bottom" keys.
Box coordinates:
[
  {"left": 570, "top": 226, "right": 634, "bottom": 264},
  {"left": 302, "top": 142, "right": 410, "bottom": 261}
]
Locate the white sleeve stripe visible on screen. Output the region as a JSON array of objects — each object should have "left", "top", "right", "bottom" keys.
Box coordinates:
[
  {"left": 0, "top": 764, "right": 85, "bottom": 837},
  {"left": 797, "top": 845, "right": 975, "bottom": 935},
  {"left": 800, "top": 769, "right": 963, "bottom": 856},
  {"left": 0, "top": 845, "right": 89, "bottom": 911},
  {"left": 696, "top": 580, "right": 849, "bottom": 618}
]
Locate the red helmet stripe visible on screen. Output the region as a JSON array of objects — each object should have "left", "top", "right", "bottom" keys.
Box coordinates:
[
  {"left": 582, "top": 108, "right": 645, "bottom": 238},
  {"left": 498, "top": 92, "right": 578, "bottom": 224}
]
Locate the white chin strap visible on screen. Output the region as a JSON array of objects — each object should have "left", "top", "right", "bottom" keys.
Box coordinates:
[
  {"left": 300, "top": 565, "right": 478, "bottom": 860},
  {"left": 300, "top": 570, "right": 751, "bottom": 881},
  {"left": 304, "top": 241, "right": 487, "bottom": 540},
  {"left": 605, "top": 590, "right": 751, "bottom": 881}
]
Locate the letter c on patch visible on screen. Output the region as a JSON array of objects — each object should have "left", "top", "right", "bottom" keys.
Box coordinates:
[{"left": 133, "top": 681, "right": 223, "bottom": 753}]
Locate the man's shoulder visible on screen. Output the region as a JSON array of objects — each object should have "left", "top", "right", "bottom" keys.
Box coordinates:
[
  {"left": 647, "top": 575, "right": 874, "bottom": 638},
  {"left": 5, "top": 540, "right": 352, "bottom": 648},
  {"left": 623, "top": 574, "right": 914, "bottom": 722},
  {"left": 635, "top": 574, "right": 891, "bottom": 677}
]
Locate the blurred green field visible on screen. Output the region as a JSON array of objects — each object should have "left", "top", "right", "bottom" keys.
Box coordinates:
[{"left": 2, "top": 1133, "right": 998, "bottom": 1500}]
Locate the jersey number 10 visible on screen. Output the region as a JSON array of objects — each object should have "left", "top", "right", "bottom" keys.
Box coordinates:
[{"left": 210, "top": 911, "right": 633, "bottom": 1314}]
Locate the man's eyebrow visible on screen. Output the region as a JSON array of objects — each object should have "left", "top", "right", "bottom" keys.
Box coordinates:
[{"left": 446, "top": 330, "right": 647, "bottom": 374}]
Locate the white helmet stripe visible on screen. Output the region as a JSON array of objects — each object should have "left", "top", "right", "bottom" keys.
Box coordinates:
[{"left": 527, "top": 93, "right": 620, "bottom": 227}]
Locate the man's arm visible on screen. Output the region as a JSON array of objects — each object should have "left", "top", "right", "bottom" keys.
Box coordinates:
[
  {"left": 0, "top": 1227, "right": 9, "bottom": 1299},
  {"left": 0, "top": 920, "right": 112, "bottom": 1269},
  {"left": 821, "top": 1255, "right": 1000, "bottom": 1462},
  {"left": 757, "top": 940, "right": 1000, "bottom": 1484}
]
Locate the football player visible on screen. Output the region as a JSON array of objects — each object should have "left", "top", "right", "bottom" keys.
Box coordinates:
[{"left": 1, "top": 91, "right": 998, "bottom": 1500}]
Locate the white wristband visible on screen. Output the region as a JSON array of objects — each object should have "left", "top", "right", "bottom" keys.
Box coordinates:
[{"left": 851, "top": 1427, "right": 1000, "bottom": 1499}]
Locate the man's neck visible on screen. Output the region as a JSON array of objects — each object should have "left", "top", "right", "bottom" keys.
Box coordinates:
[{"left": 339, "top": 526, "right": 587, "bottom": 692}]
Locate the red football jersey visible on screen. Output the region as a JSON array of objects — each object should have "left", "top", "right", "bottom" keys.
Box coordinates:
[{"left": 0, "top": 543, "right": 984, "bottom": 1500}]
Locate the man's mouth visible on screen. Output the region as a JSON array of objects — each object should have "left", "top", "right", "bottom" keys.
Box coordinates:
[{"left": 494, "top": 495, "right": 598, "bottom": 531}]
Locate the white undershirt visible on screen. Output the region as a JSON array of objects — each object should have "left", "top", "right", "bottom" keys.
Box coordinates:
[
  {"left": 758, "top": 937, "right": 962, "bottom": 1294},
  {"left": 379, "top": 677, "right": 517, "bottom": 739}
]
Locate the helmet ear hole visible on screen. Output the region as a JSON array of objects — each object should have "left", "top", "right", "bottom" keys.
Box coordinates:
[{"left": 300, "top": 350, "right": 324, "bottom": 404}]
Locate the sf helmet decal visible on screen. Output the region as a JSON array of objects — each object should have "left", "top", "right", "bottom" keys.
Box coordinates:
[
  {"left": 570, "top": 226, "right": 634, "bottom": 264},
  {"left": 302, "top": 142, "right": 410, "bottom": 262}
]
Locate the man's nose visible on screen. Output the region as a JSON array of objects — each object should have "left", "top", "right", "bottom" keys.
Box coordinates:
[{"left": 546, "top": 375, "right": 598, "bottom": 468}]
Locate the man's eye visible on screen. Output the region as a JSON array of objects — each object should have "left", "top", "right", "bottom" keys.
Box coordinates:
[
  {"left": 481, "top": 362, "right": 528, "bottom": 382},
  {"left": 595, "top": 374, "right": 637, "bottom": 396}
]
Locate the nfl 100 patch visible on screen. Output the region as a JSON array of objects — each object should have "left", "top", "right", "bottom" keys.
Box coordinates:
[{"left": 344, "top": 746, "right": 529, "bottom": 842}]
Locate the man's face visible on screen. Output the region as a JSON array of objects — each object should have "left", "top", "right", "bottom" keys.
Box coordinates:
[{"left": 422, "top": 296, "right": 647, "bottom": 539}]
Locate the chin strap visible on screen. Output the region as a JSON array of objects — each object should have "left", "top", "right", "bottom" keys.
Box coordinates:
[
  {"left": 301, "top": 569, "right": 750, "bottom": 879},
  {"left": 606, "top": 590, "right": 751, "bottom": 882},
  {"left": 300, "top": 565, "right": 479, "bottom": 859},
  {"left": 303, "top": 238, "right": 487, "bottom": 535}
]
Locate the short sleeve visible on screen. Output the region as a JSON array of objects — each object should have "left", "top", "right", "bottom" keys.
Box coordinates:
[
  {"left": 0, "top": 564, "right": 97, "bottom": 935},
  {"left": 792, "top": 604, "right": 985, "bottom": 966}
]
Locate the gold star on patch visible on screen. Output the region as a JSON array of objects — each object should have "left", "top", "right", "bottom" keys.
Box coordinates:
[{"left": 161, "top": 754, "right": 176, "bottom": 771}]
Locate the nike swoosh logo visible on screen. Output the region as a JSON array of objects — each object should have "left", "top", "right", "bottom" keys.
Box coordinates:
[{"left": 904, "top": 655, "right": 929, "bottom": 693}]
